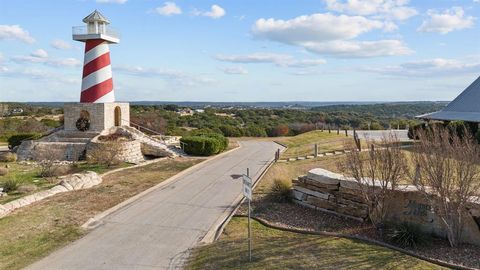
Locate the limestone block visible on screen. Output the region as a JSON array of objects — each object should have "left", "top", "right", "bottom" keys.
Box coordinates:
[
  {"left": 339, "top": 179, "right": 363, "bottom": 191},
  {"left": 337, "top": 204, "right": 368, "bottom": 219},
  {"left": 307, "top": 168, "right": 343, "bottom": 185},
  {"left": 336, "top": 191, "right": 367, "bottom": 204},
  {"left": 337, "top": 197, "right": 368, "bottom": 211},
  {"left": 49, "top": 185, "right": 69, "bottom": 194},
  {"left": 293, "top": 186, "right": 329, "bottom": 200},
  {"left": 59, "top": 172, "right": 101, "bottom": 191},
  {"left": 292, "top": 189, "right": 307, "bottom": 201},
  {"left": 306, "top": 196, "right": 337, "bottom": 211},
  {"left": 302, "top": 178, "right": 339, "bottom": 191}
]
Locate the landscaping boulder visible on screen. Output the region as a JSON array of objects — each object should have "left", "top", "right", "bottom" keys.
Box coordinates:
[
  {"left": 59, "top": 171, "right": 102, "bottom": 191},
  {"left": 307, "top": 168, "right": 343, "bottom": 185}
]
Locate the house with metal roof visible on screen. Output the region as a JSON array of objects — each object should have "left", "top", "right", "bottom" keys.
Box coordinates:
[{"left": 417, "top": 76, "right": 480, "bottom": 122}]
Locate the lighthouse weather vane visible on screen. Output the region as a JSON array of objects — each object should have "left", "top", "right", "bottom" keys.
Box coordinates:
[{"left": 72, "top": 10, "right": 120, "bottom": 103}]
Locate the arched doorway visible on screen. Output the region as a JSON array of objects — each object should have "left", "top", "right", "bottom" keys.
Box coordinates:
[{"left": 114, "top": 106, "right": 121, "bottom": 126}]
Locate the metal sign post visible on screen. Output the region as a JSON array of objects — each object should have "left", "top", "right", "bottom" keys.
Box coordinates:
[{"left": 242, "top": 168, "right": 252, "bottom": 262}]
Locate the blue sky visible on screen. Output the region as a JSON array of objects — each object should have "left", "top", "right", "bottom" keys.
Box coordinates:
[{"left": 0, "top": 0, "right": 479, "bottom": 102}]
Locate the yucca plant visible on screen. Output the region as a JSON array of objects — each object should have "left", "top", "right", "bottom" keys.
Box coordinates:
[
  {"left": 2, "top": 177, "right": 20, "bottom": 193},
  {"left": 385, "top": 222, "right": 427, "bottom": 249}
]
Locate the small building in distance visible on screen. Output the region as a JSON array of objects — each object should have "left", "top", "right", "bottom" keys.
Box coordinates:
[
  {"left": 418, "top": 76, "right": 480, "bottom": 123},
  {"left": 10, "top": 108, "right": 24, "bottom": 115}
]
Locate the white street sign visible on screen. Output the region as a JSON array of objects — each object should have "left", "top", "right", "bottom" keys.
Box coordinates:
[
  {"left": 242, "top": 174, "right": 252, "bottom": 186},
  {"left": 243, "top": 184, "right": 252, "bottom": 200}
]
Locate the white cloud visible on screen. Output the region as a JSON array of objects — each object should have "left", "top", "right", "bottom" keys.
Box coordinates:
[
  {"left": 418, "top": 7, "right": 475, "bottom": 34},
  {"left": 11, "top": 50, "right": 81, "bottom": 68},
  {"left": 96, "top": 0, "right": 127, "bottom": 4},
  {"left": 302, "top": 40, "right": 412, "bottom": 57},
  {"left": 155, "top": 2, "right": 182, "bottom": 16},
  {"left": 193, "top": 4, "right": 226, "bottom": 19},
  {"left": 215, "top": 52, "right": 327, "bottom": 67},
  {"left": 253, "top": 14, "right": 385, "bottom": 43},
  {"left": 324, "top": 0, "right": 418, "bottom": 21},
  {"left": 51, "top": 39, "right": 73, "bottom": 50},
  {"left": 0, "top": 25, "right": 35, "bottom": 43},
  {"left": 0, "top": 68, "right": 79, "bottom": 84},
  {"left": 361, "top": 57, "right": 480, "bottom": 77},
  {"left": 114, "top": 65, "right": 216, "bottom": 86},
  {"left": 30, "top": 49, "right": 48, "bottom": 58},
  {"left": 252, "top": 13, "right": 412, "bottom": 58},
  {"left": 221, "top": 66, "right": 248, "bottom": 75}
]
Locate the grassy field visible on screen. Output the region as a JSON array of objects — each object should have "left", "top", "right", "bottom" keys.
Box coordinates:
[
  {"left": 186, "top": 217, "right": 445, "bottom": 270},
  {"left": 0, "top": 158, "right": 202, "bottom": 270},
  {"left": 278, "top": 131, "right": 353, "bottom": 159}
]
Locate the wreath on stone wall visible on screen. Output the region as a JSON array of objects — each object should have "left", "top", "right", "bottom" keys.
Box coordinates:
[{"left": 76, "top": 117, "right": 90, "bottom": 131}]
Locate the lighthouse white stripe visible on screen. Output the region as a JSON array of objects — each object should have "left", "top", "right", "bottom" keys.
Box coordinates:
[
  {"left": 92, "top": 90, "right": 115, "bottom": 103},
  {"left": 81, "top": 65, "right": 112, "bottom": 91},
  {"left": 83, "top": 43, "right": 110, "bottom": 65}
]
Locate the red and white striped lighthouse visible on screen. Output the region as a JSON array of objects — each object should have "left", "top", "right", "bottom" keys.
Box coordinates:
[{"left": 73, "top": 10, "right": 120, "bottom": 103}]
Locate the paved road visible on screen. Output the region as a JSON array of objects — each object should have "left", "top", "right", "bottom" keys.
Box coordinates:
[
  {"left": 347, "top": 129, "right": 410, "bottom": 141},
  {"left": 27, "top": 141, "right": 282, "bottom": 270}
]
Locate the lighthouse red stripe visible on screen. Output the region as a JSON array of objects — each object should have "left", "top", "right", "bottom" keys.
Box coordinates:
[
  {"left": 82, "top": 52, "right": 111, "bottom": 78},
  {"left": 85, "top": 39, "right": 105, "bottom": 53},
  {"left": 80, "top": 78, "right": 113, "bottom": 103}
]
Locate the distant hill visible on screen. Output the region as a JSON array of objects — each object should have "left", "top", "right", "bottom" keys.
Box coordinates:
[
  {"left": 14, "top": 101, "right": 450, "bottom": 110},
  {"left": 311, "top": 102, "right": 448, "bottom": 119}
]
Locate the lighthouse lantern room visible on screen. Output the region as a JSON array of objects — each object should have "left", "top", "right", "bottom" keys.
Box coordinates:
[{"left": 64, "top": 10, "right": 129, "bottom": 133}]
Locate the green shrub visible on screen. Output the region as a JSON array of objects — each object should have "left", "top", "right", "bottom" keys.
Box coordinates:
[
  {"left": 2, "top": 177, "right": 20, "bottom": 193},
  {"left": 219, "top": 125, "right": 243, "bottom": 137},
  {"left": 7, "top": 133, "right": 42, "bottom": 148},
  {"left": 269, "top": 178, "right": 292, "bottom": 202},
  {"left": 385, "top": 222, "right": 427, "bottom": 248},
  {"left": 0, "top": 152, "right": 17, "bottom": 162},
  {"left": 180, "top": 133, "right": 228, "bottom": 156}
]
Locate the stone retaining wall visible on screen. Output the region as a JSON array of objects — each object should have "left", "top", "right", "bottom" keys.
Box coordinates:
[
  {"left": 0, "top": 172, "right": 102, "bottom": 218},
  {"left": 292, "top": 168, "right": 480, "bottom": 246},
  {"left": 17, "top": 141, "right": 87, "bottom": 161},
  {"left": 87, "top": 139, "right": 144, "bottom": 164}
]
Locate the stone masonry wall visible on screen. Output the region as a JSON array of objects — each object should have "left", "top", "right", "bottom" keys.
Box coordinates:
[
  {"left": 64, "top": 103, "right": 106, "bottom": 132},
  {"left": 292, "top": 168, "right": 480, "bottom": 246},
  {"left": 64, "top": 102, "right": 130, "bottom": 132},
  {"left": 87, "top": 139, "right": 144, "bottom": 164}
]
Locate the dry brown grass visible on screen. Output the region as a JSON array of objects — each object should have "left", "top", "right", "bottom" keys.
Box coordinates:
[{"left": 0, "top": 158, "right": 203, "bottom": 270}]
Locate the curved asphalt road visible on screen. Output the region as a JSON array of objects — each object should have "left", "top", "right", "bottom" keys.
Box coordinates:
[{"left": 26, "top": 141, "right": 282, "bottom": 270}]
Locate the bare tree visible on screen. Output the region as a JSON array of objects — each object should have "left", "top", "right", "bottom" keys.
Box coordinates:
[
  {"left": 87, "top": 142, "right": 122, "bottom": 167},
  {"left": 339, "top": 134, "right": 406, "bottom": 228},
  {"left": 410, "top": 126, "right": 480, "bottom": 247},
  {"left": 33, "top": 149, "right": 58, "bottom": 177}
]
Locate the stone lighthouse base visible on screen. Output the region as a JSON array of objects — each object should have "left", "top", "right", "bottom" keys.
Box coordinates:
[
  {"left": 64, "top": 102, "right": 130, "bottom": 132},
  {"left": 16, "top": 102, "right": 182, "bottom": 162}
]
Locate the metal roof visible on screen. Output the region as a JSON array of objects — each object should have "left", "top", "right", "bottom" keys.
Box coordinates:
[
  {"left": 417, "top": 76, "right": 480, "bottom": 122},
  {"left": 83, "top": 10, "right": 110, "bottom": 24}
]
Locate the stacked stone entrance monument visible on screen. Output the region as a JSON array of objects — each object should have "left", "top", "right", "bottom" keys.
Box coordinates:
[{"left": 17, "top": 11, "right": 178, "bottom": 162}]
